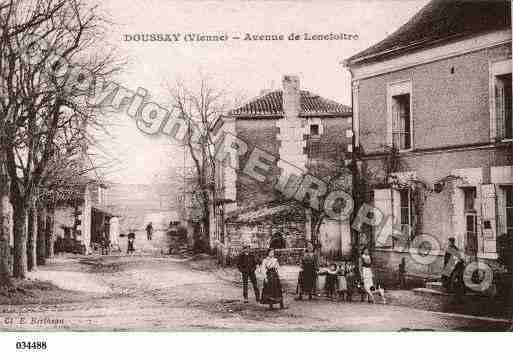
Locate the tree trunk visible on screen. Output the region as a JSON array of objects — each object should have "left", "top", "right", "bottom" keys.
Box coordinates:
[
  {"left": 36, "top": 205, "right": 47, "bottom": 265},
  {"left": 311, "top": 215, "right": 322, "bottom": 249},
  {"left": 45, "top": 205, "right": 56, "bottom": 259},
  {"left": 12, "top": 200, "right": 28, "bottom": 279},
  {"left": 26, "top": 199, "right": 38, "bottom": 272},
  {"left": 203, "top": 203, "right": 211, "bottom": 253},
  {"left": 0, "top": 174, "right": 12, "bottom": 286}
]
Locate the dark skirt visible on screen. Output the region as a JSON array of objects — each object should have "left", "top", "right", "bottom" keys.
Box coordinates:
[
  {"left": 261, "top": 269, "right": 283, "bottom": 304},
  {"left": 300, "top": 269, "right": 317, "bottom": 293},
  {"left": 300, "top": 256, "right": 317, "bottom": 293}
]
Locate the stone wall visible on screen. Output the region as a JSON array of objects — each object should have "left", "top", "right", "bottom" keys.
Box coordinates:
[
  {"left": 373, "top": 248, "right": 443, "bottom": 279},
  {"left": 235, "top": 118, "right": 280, "bottom": 209},
  {"left": 225, "top": 220, "right": 306, "bottom": 251},
  {"left": 233, "top": 114, "right": 352, "bottom": 212},
  {"left": 216, "top": 243, "right": 305, "bottom": 266}
]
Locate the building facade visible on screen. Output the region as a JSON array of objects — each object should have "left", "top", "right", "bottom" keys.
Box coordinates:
[
  {"left": 345, "top": 0, "right": 512, "bottom": 276},
  {"left": 213, "top": 75, "right": 353, "bottom": 259}
]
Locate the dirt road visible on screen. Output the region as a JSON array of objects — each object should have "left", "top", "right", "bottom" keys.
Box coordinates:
[{"left": 0, "top": 253, "right": 510, "bottom": 331}]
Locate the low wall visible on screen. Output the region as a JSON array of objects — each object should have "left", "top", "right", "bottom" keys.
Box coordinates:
[
  {"left": 373, "top": 249, "right": 444, "bottom": 279},
  {"left": 372, "top": 248, "right": 501, "bottom": 281},
  {"left": 214, "top": 243, "right": 305, "bottom": 266},
  {"left": 225, "top": 222, "right": 306, "bottom": 250}
]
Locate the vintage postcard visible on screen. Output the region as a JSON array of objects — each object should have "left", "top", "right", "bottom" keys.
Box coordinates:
[{"left": 0, "top": 0, "right": 512, "bottom": 345}]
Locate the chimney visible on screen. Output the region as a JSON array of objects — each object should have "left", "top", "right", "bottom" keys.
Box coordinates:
[
  {"left": 277, "top": 75, "right": 306, "bottom": 170},
  {"left": 282, "top": 75, "right": 300, "bottom": 119}
]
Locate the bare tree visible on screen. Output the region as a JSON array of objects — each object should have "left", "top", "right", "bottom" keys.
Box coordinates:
[
  {"left": 0, "top": 0, "right": 119, "bottom": 278},
  {"left": 166, "top": 74, "right": 243, "bottom": 252},
  {"left": 0, "top": 0, "right": 68, "bottom": 284}
]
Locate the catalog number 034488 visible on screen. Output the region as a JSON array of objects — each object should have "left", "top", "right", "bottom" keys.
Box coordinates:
[{"left": 16, "top": 341, "right": 47, "bottom": 350}]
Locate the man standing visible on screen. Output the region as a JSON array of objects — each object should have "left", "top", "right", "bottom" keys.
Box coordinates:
[
  {"left": 145, "top": 222, "right": 153, "bottom": 241},
  {"left": 441, "top": 237, "right": 465, "bottom": 300},
  {"left": 237, "top": 243, "right": 260, "bottom": 303},
  {"left": 269, "top": 232, "right": 286, "bottom": 249},
  {"left": 443, "top": 237, "right": 459, "bottom": 268}
]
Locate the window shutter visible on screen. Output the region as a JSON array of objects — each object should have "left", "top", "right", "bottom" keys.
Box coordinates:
[
  {"left": 386, "top": 101, "right": 393, "bottom": 147},
  {"left": 451, "top": 187, "right": 465, "bottom": 250},
  {"left": 497, "top": 186, "right": 507, "bottom": 236},
  {"left": 392, "top": 188, "right": 405, "bottom": 248},
  {"left": 391, "top": 102, "right": 399, "bottom": 148},
  {"left": 392, "top": 188, "right": 401, "bottom": 223},
  {"left": 411, "top": 189, "right": 418, "bottom": 237},
  {"left": 480, "top": 184, "right": 497, "bottom": 254},
  {"left": 373, "top": 188, "right": 393, "bottom": 247}
]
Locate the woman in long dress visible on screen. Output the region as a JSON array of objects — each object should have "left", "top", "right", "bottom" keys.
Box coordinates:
[
  {"left": 360, "top": 247, "right": 375, "bottom": 303},
  {"left": 260, "top": 249, "right": 285, "bottom": 310},
  {"left": 297, "top": 245, "right": 318, "bottom": 300}
]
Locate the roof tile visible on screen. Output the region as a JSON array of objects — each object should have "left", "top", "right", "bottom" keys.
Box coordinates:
[
  {"left": 346, "top": 0, "right": 511, "bottom": 65},
  {"left": 230, "top": 90, "right": 351, "bottom": 118}
]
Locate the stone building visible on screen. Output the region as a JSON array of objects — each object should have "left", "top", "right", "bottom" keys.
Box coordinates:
[
  {"left": 53, "top": 179, "right": 116, "bottom": 254},
  {"left": 212, "top": 75, "right": 353, "bottom": 259},
  {"left": 344, "top": 0, "right": 512, "bottom": 276}
]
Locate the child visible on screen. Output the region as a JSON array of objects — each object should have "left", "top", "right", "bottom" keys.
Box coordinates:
[
  {"left": 127, "top": 232, "right": 135, "bottom": 255},
  {"left": 324, "top": 263, "right": 339, "bottom": 299},
  {"left": 336, "top": 264, "right": 349, "bottom": 301}
]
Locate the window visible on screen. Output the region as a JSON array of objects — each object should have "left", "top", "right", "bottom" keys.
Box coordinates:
[
  {"left": 464, "top": 187, "right": 477, "bottom": 213},
  {"left": 387, "top": 80, "right": 412, "bottom": 150},
  {"left": 399, "top": 188, "right": 412, "bottom": 235},
  {"left": 491, "top": 60, "right": 512, "bottom": 141},
  {"left": 310, "top": 124, "right": 320, "bottom": 137},
  {"left": 392, "top": 94, "right": 411, "bottom": 150},
  {"left": 506, "top": 186, "right": 513, "bottom": 237},
  {"left": 463, "top": 187, "right": 478, "bottom": 255},
  {"left": 307, "top": 139, "right": 321, "bottom": 158},
  {"left": 495, "top": 73, "right": 512, "bottom": 140}
]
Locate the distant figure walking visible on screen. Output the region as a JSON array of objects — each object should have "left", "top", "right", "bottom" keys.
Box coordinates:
[
  {"left": 127, "top": 232, "right": 136, "bottom": 255},
  {"left": 102, "top": 234, "right": 111, "bottom": 256},
  {"left": 237, "top": 243, "right": 260, "bottom": 303},
  {"left": 260, "top": 249, "right": 285, "bottom": 310},
  {"left": 146, "top": 222, "right": 153, "bottom": 241}
]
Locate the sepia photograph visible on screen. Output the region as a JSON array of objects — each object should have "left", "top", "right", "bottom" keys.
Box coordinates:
[{"left": 0, "top": 0, "right": 512, "bottom": 349}]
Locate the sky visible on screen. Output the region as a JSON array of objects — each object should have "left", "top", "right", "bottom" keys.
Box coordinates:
[{"left": 97, "top": 0, "right": 431, "bottom": 184}]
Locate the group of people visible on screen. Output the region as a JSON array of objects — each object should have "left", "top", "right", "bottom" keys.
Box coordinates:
[
  {"left": 237, "top": 240, "right": 385, "bottom": 310},
  {"left": 237, "top": 245, "right": 286, "bottom": 309},
  {"left": 297, "top": 245, "right": 384, "bottom": 304}
]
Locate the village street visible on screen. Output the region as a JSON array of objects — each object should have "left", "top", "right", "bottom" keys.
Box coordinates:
[{"left": 0, "top": 233, "right": 510, "bottom": 331}]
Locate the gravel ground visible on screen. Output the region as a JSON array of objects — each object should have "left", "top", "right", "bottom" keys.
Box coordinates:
[{"left": 0, "top": 252, "right": 511, "bottom": 331}]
